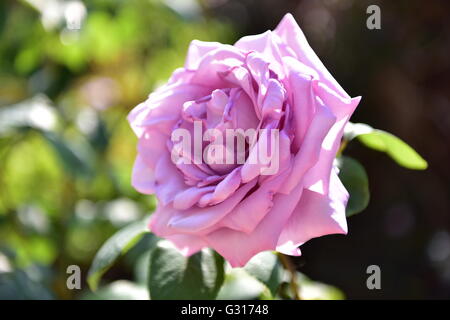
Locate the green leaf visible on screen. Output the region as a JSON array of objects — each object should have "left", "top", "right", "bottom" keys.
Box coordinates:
[
  {"left": 148, "top": 240, "right": 224, "bottom": 300},
  {"left": 243, "top": 251, "right": 283, "bottom": 296},
  {"left": 296, "top": 272, "right": 345, "bottom": 300},
  {"left": 40, "top": 131, "right": 92, "bottom": 177},
  {"left": 87, "top": 116, "right": 110, "bottom": 153},
  {"left": 87, "top": 219, "right": 149, "bottom": 291},
  {"left": 216, "top": 268, "right": 266, "bottom": 300},
  {"left": 82, "top": 280, "right": 148, "bottom": 300},
  {"left": 337, "top": 156, "right": 370, "bottom": 217},
  {"left": 0, "top": 270, "right": 54, "bottom": 300},
  {"left": 358, "top": 131, "right": 428, "bottom": 170},
  {"left": 345, "top": 122, "right": 428, "bottom": 170}
]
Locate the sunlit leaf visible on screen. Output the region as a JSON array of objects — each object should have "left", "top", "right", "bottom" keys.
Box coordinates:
[
  {"left": 296, "top": 272, "right": 345, "bottom": 300},
  {"left": 243, "top": 251, "right": 283, "bottom": 297},
  {"left": 82, "top": 280, "right": 148, "bottom": 300},
  {"left": 217, "top": 268, "right": 265, "bottom": 300},
  {"left": 337, "top": 156, "right": 370, "bottom": 217},
  {"left": 344, "top": 122, "right": 428, "bottom": 170},
  {"left": 358, "top": 131, "right": 428, "bottom": 170},
  {"left": 87, "top": 219, "right": 149, "bottom": 291},
  {"left": 148, "top": 240, "right": 224, "bottom": 300}
]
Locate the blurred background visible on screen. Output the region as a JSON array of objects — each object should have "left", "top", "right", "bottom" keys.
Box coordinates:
[{"left": 0, "top": 0, "right": 449, "bottom": 299}]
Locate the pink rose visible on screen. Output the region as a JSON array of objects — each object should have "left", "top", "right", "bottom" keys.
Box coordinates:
[{"left": 128, "top": 13, "right": 361, "bottom": 267}]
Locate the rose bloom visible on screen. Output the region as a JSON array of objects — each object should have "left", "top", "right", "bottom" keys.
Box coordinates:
[{"left": 128, "top": 13, "right": 361, "bottom": 267}]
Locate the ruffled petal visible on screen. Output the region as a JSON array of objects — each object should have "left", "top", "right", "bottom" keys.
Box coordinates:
[
  {"left": 191, "top": 46, "right": 246, "bottom": 88},
  {"left": 185, "top": 40, "right": 224, "bottom": 70},
  {"left": 154, "top": 153, "right": 187, "bottom": 206},
  {"left": 302, "top": 82, "right": 361, "bottom": 194},
  {"left": 235, "top": 30, "right": 285, "bottom": 77},
  {"left": 283, "top": 56, "right": 319, "bottom": 150},
  {"left": 173, "top": 186, "right": 215, "bottom": 210},
  {"left": 221, "top": 163, "right": 290, "bottom": 233},
  {"left": 166, "top": 179, "right": 257, "bottom": 234},
  {"left": 128, "top": 83, "right": 210, "bottom": 137},
  {"left": 209, "top": 167, "right": 242, "bottom": 205}
]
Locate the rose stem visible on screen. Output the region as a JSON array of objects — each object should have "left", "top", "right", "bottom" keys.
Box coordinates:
[{"left": 277, "top": 252, "right": 301, "bottom": 300}]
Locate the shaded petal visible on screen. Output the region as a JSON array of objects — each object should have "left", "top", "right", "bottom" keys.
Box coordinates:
[
  {"left": 205, "top": 182, "right": 304, "bottom": 267},
  {"left": 221, "top": 161, "right": 291, "bottom": 233},
  {"left": 209, "top": 167, "right": 242, "bottom": 205},
  {"left": 220, "top": 66, "right": 259, "bottom": 116},
  {"left": 149, "top": 204, "right": 176, "bottom": 236},
  {"left": 167, "top": 179, "right": 257, "bottom": 234},
  {"left": 240, "top": 128, "right": 271, "bottom": 183},
  {"left": 128, "top": 83, "right": 209, "bottom": 137},
  {"left": 154, "top": 153, "right": 187, "bottom": 206},
  {"left": 280, "top": 104, "right": 336, "bottom": 194},
  {"left": 173, "top": 186, "right": 215, "bottom": 210},
  {"left": 131, "top": 155, "right": 155, "bottom": 194},
  {"left": 283, "top": 56, "right": 319, "bottom": 150},
  {"left": 222, "top": 130, "right": 292, "bottom": 233},
  {"left": 191, "top": 46, "right": 246, "bottom": 88},
  {"left": 137, "top": 130, "right": 168, "bottom": 169},
  {"left": 166, "top": 234, "right": 208, "bottom": 256},
  {"left": 175, "top": 162, "right": 209, "bottom": 186},
  {"left": 229, "top": 89, "right": 260, "bottom": 131}
]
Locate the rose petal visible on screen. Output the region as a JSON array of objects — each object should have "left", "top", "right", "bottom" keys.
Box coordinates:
[
  {"left": 173, "top": 186, "right": 216, "bottom": 210},
  {"left": 302, "top": 82, "right": 361, "bottom": 194},
  {"left": 154, "top": 153, "right": 187, "bottom": 206},
  {"left": 191, "top": 46, "right": 245, "bottom": 88},
  {"left": 205, "top": 182, "right": 304, "bottom": 267},
  {"left": 166, "top": 234, "right": 208, "bottom": 256},
  {"left": 283, "top": 57, "right": 318, "bottom": 150},
  {"left": 131, "top": 155, "right": 155, "bottom": 194},
  {"left": 280, "top": 103, "right": 336, "bottom": 194},
  {"left": 137, "top": 130, "right": 168, "bottom": 169},
  {"left": 167, "top": 179, "right": 257, "bottom": 234},
  {"left": 261, "top": 79, "right": 285, "bottom": 119},
  {"left": 274, "top": 13, "right": 349, "bottom": 98},
  {"left": 235, "top": 30, "right": 284, "bottom": 77},
  {"left": 276, "top": 170, "right": 348, "bottom": 255},
  {"left": 209, "top": 167, "right": 242, "bottom": 205},
  {"left": 185, "top": 40, "right": 224, "bottom": 70},
  {"left": 128, "top": 83, "right": 209, "bottom": 136}
]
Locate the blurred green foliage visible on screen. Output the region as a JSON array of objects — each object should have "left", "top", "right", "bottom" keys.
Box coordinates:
[{"left": 0, "top": 0, "right": 234, "bottom": 299}]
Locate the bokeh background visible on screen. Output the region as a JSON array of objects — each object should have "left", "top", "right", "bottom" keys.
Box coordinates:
[{"left": 0, "top": 0, "right": 449, "bottom": 299}]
